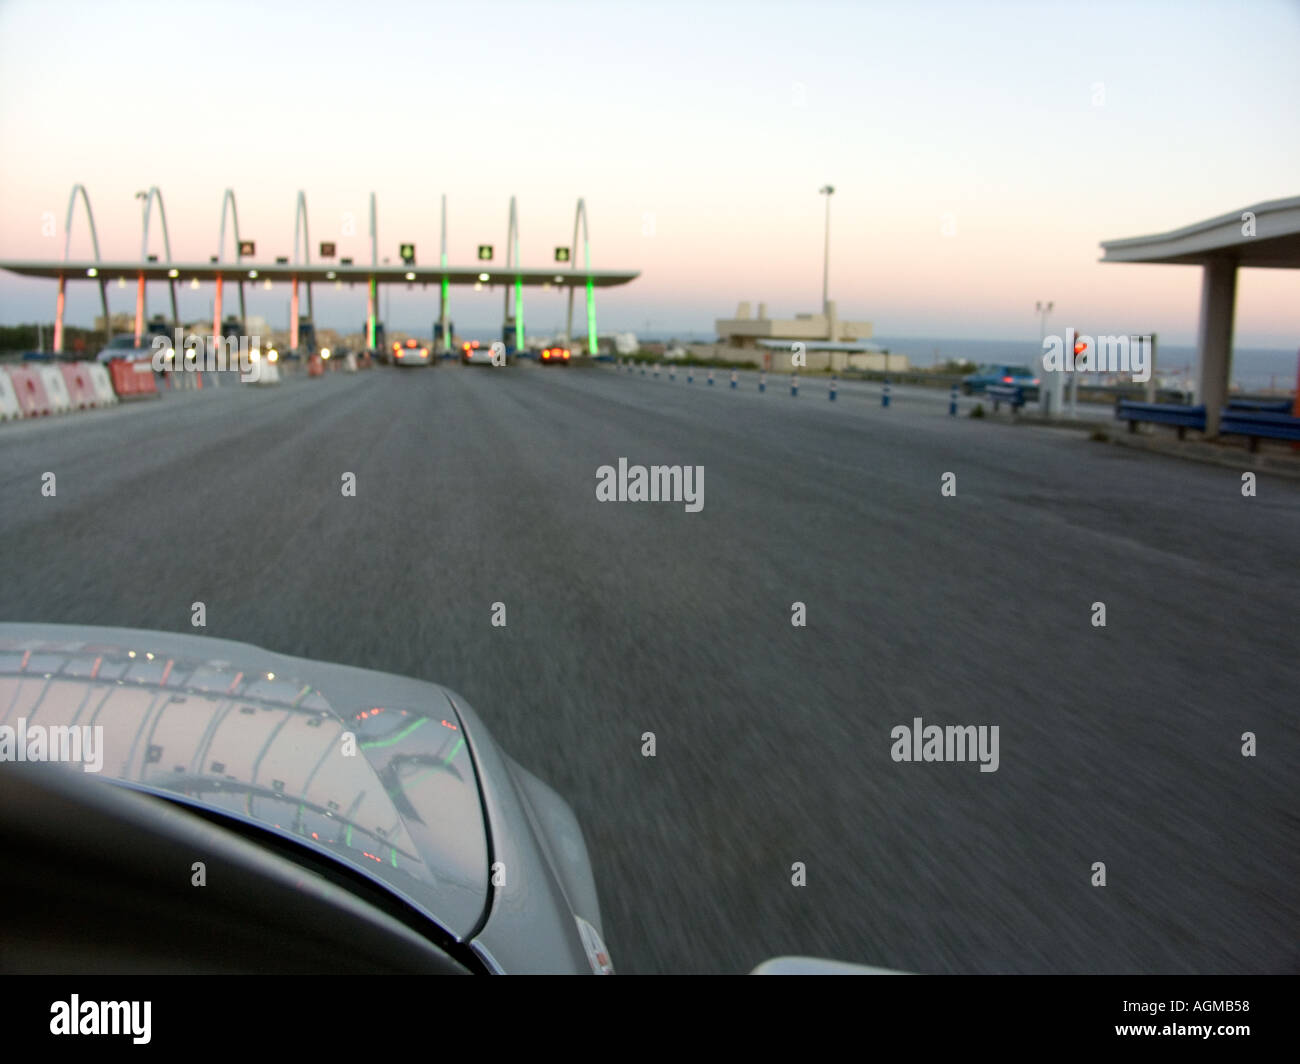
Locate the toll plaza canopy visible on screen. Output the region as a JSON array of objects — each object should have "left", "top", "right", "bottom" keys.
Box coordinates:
[
  {"left": 1099, "top": 195, "right": 1300, "bottom": 435},
  {"left": 0, "top": 260, "right": 639, "bottom": 287},
  {"left": 1099, "top": 196, "right": 1300, "bottom": 268}
]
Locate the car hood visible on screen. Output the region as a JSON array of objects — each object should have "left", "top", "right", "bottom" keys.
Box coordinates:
[{"left": 0, "top": 623, "right": 489, "bottom": 940}]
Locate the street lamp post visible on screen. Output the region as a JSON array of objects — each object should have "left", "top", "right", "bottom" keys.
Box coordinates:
[
  {"left": 1036, "top": 300, "right": 1055, "bottom": 414},
  {"left": 134, "top": 190, "right": 148, "bottom": 345},
  {"left": 819, "top": 185, "right": 834, "bottom": 313}
]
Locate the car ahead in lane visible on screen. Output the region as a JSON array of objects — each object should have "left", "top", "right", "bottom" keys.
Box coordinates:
[
  {"left": 461, "top": 340, "right": 501, "bottom": 366},
  {"left": 961, "top": 363, "right": 1040, "bottom": 398},
  {"left": 392, "top": 338, "right": 432, "bottom": 366},
  {"left": 0, "top": 624, "right": 613, "bottom": 975},
  {"left": 540, "top": 344, "right": 571, "bottom": 366}
]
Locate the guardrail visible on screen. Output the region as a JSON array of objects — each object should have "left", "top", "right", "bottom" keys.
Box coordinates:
[
  {"left": 1116, "top": 399, "right": 1300, "bottom": 450},
  {"left": 1220, "top": 409, "right": 1300, "bottom": 451},
  {"left": 1115, "top": 401, "right": 1206, "bottom": 438},
  {"left": 985, "top": 382, "right": 1027, "bottom": 413}
]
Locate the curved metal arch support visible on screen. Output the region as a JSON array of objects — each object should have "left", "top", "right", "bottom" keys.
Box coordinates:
[
  {"left": 566, "top": 198, "right": 596, "bottom": 354},
  {"left": 506, "top": 196, "right": 520, "bottom": 269},
  {"left": 55, "top": 183, "right": 109, "bottom": 352},
  {"left": 216, "top": 188, "right": 246, "bottom": 331},
  {"left": 571, "top": 197, "right": 590, "bottom": 272},
  {"left": 218, "top": 188, "right": 242, "bottom": 261},
  {"left": 293, "top": 190, "right": 313, "bottom": 322},
  {"left": 369, "top": 191, "right": 378, "bottom": 268},
  {"left": 63, "top": 183, "right": 104, "bottom": 263},
  {"left": 140, "top": 186, "right": 179, "bottom": 331}
]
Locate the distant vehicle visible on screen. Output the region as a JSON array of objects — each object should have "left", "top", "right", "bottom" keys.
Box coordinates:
[
  {"left": 663, "top": 343, "right": 687, "bottom": 361},
  {"left": 962, "top": 363, "right": 1040, "bottom": 397},
  {"left": 393, "top": 338, "right": 432, "bottom": 366},
  {"left": 461, "top": 340, "right": 497, "bottom": 366},
  {"left": 540, "top": 345, "right": 571, "bottom": 366},
  {"left": 95, "top": 334, "right": 166, "bottom": 364},
  {"left": 612, "top": 332, "right": 638, "bottom": 356}
]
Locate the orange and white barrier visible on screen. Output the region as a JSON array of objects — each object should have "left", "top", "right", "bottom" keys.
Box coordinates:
[
  {"left": 87, "top": 363, "right": 118, "bottom": 405},
  {"left": 39, "top": 365, "right": 73, "bottom": 413},
  {"left": 108, "top": 358, "right": 160, "bottom": 400},
  {"left": 0, "top": 368, "right": 22, "bottom": 420},
  {"left": 59, "top": 363, "right": 98, "bottom": 409},
  {"left": 7, "top": 366, "right": 52, "bottom": 416}
]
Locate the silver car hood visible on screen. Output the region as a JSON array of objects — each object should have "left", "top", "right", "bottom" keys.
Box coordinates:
[{"left": 0, "top": 624, "right": 489, "bottom": 940}]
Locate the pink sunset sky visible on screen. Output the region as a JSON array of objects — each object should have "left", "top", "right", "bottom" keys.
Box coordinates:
[{"left": 0, "top": 0, "right": 1297, "bottom": 345}]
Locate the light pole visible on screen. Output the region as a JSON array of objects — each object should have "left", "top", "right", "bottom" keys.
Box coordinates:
[
  {"left": 819, "top": 185, "right": 834, "bottom": 313},
  {"left": 1036, "top": 300, "right": 1055, "bottom": 414},
  {"left": 134, "top": 190, "right": 148, "bottom": 344},
  {"left": 383, "top": 257, "right": 391, "bottom": 332}
]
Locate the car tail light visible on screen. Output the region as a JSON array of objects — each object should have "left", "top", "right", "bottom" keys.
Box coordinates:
[
  {"left": 421, "top": 348, "right": 428, "bottom": 356},
  {"left": 1002, "top": 376, "right": 1013, "bottom": 383},
  {"left": 562, "top": 350, "right": 570, "bottom": 359}
]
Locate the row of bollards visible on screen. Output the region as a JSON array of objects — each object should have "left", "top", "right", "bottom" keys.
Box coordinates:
[{"left": 615, "top": 359, "right": 960, "bottom": 415}]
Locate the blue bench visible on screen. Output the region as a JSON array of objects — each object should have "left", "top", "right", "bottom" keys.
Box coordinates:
[
  {"left": 1219, "top": 409, "right": 1300, "bottom": 452},
  {"left": 1115, "top": 400, "right": 1206, "bottom": 439},
  {"left": 985, "top": 382, "right": 1026, "bottom": 413}
]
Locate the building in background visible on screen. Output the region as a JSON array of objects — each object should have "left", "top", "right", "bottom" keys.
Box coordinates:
[{"left": 706, "top": 301, "right": 903, "bottom": 371}]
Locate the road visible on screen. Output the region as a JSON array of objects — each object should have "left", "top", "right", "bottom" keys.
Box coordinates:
[{"left": 2, "top": 360, "right": 1298, "bottom": 974}]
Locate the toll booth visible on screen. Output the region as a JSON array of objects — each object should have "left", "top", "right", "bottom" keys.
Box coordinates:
[
  {"left": 434, "top": 319, "right": 455, "bottom": 355},
  {"left": 363, "top": 321, "right": 386, "bottom": 352},
  {"left": 501, "top": 323, "right": 517, "bottom": 355},
  {"left": 145, "top": 314, "right": 171, "bottom": 341},
  {"left": 297, "top": 320, "right": 317, "bottom": 355}
]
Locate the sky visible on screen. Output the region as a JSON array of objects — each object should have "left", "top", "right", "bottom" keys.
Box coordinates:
[{"left": 0, "top": 0, "right": 1297, "bottom": 345}]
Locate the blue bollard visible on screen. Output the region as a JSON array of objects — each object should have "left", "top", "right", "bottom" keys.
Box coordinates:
[
  {"left": 730, "top": 370, "right": 738, "bottom": 389},
  {"left": 882, "top": 379, "right": 891, "bottom": 408},
  {"left": 687, "top": 369, "right": 694, "bottom": 384},
  {"left": 829, "top": 375, "right": 837, "bottom": 401},
  {"left": 654, "top": 363, "right": 660, "bottom": 377},
  {"left": 640, "top": 363, "right": 646, "bottom": 376},
  {"left": 707, "top": 369, "right": 714, "bottom": 386},
  {"left": 759, "top": 371, "right": 766, "bottom": 393},
  {"left": 791, "top": 373, "right": 799, "bottom": 398},
  {"left": 949, "top": 384, "right": 958, "bottom": 416},
  {"left": 670, "top": 365, "right": 676, "bottom": 381}
]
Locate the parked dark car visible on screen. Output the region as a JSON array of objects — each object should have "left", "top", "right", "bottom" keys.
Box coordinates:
[{"left": 962, "top": 363, "right": 1040, "bottom": 398}]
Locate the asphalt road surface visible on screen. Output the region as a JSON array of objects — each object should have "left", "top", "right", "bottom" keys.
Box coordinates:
[{"left": 2, "top": 361, "right": 1297, "bottom": 974}]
